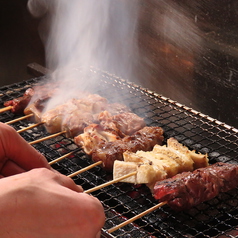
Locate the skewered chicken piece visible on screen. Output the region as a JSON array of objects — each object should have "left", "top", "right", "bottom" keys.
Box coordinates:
[
  {"left": 113, "top": 138, "right": 208, "bottom": 188},
  {"left": 40, "top": 94, "right": 108, "bottom": 136},
  {"left": 23, "top": 88, "right": 133, "bottom": 138},
  {"left": 4, "top": 83, "right": 58, "bottom": 115},
  {"left": 74, "top": 110, "right": 147, "bottom": 155},
  {"left": 153, "top": 162, "right": 238, "bottom": 211},
  {"left": 75, "top": 126, "right": 164, "bottom": 171},
  {"left": 4, "top": 88, "right": 34, "bottom": 114}
]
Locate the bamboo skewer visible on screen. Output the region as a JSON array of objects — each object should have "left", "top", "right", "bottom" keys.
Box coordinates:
[
  {"left": 67, "top": 161, "right": 103, "bottom": 178},
  {"left": 0, "top": 106, "right": 12, "bottom": 113},
  {"left": 107, "top": 201, "right": 167, "bottom": 234},
  {"left": 17, "top": 121, "right": 45, "bottom": 133},
  {"left": 49, "top": 150, "right": 80, "bottom": 165},
  {"left": 47, "top": 146, "right": 155, "bottom": 233},
  {"left": 29, "top": 131, "right": 66, "bottom": 145},
  {"left": 15, "top": 111, "right": 164, "bottom": 233},
  {"left": 51, "top": 152, "right": 165, "bottom": 234},
  {"left": 5, "top": 113, "right": 34, "bottom": 125},
  {"left": 84, "top": 171, "right": 137, "bottom": 194}
]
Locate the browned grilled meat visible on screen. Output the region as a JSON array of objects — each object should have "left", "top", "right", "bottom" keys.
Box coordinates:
[
  {"left": 111, "top": 112, "right": 146, "bottom": 136},
  {"left": 153, "top": 162, "right": 238, "bottom": 211},
  {"left": 105, "top": 102, "right": 131, "bottom": 115},
  {"left": 4, "top": 88, "right": 34, "bottom": 114},
  {"left": 4, "top": 83, "right": 58, "bottom": 115},
  {"left": 74, "top": 111, "right": 148, "bottom": 160},
  {"left": 62, "top": 110, "right": 95, "bottom": 138},
  {"left": 97, "top": 111, "right": 146, "bottom": 137},
  {"left": 89, "top": 126, "right": 164, "bottom": 171}
]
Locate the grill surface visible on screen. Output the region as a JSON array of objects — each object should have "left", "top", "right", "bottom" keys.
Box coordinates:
[{"left": 1, "top": 69, "right": 238, "bottom": 238}]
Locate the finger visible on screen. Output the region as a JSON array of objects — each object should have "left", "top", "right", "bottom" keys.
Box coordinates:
[
  {"left": 1, "top": 159, "right": 26, "bottom": 177},
  {"left": 32, "top": 169, "right": 84, "bottom": 193},
  {"left": 0, "top": 123, "right": 51, "bottom": 171},
  {"left": 54, "top": 173, "right": 84, "bottom": 193}
]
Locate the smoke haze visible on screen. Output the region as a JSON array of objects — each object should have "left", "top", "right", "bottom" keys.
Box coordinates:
[{"left": 27, "top": 0, "right": 139, "bottom": 111}]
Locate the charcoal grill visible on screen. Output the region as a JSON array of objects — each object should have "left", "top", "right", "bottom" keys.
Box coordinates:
[{"left": 1, "top": 68, "right": 238, "bottom": 238}]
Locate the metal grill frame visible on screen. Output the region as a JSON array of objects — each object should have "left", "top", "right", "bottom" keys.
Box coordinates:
[{"left": 0, "top": 69, "right": 238, "bottom": 238}]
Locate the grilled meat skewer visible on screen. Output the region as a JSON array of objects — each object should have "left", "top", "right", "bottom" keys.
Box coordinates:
[
  {"left": 113, "top": 137, "right": 208, "bottom": 187},
  {"left": 75, "top": 126, "right": 164, "bottom": 171},
  {"left": 4, "top": 88, "right": 35, "bottom": 114},
  {"left": 4, "top": 83, "right": 58, "bottom": 115},
  {"left": 153, "top": 162, "right": 238, "bottom": 211}
]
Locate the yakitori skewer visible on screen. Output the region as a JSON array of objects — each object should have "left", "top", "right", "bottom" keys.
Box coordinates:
[
  {"left": 49, "top": 152, "right": 165, "bottom": 234},
  {"left": 29, "top": 131, "right": 66, "bottom": 145},
  {"left": 67, "top": 161, "right": 103, "bottom": 178},
  {"left": 5, "top": 113, "right": 34, "bottom": 125},
  {"left": 17, "top": 121, "right": 45, "bottom": 133},
  {"left": 107, "top": 162, "right": 238, "bottom": 233},
  {"left": 107, "top": 201, "right": 167, "bottom": 234},
  {"left": 0, "top": 106, "right": 12, "bottom": 113},
  {"left": 84, "top": 171, "right": 137, "bottom": 194},
  {"left": 49, "top": 149, "right": 81, "bottom": 165}
]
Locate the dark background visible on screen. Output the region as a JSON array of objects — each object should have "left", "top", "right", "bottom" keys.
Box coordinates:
[{"left": 0, "top": 0, "right": 238, "bottom": 128}]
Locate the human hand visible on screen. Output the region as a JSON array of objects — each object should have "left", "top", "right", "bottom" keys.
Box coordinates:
[
  {"left": 0, "top": 122, "right": 51, "bottom": 177},
  {"left": 0, "top": 168, "right": 105, "bottom": 238}
]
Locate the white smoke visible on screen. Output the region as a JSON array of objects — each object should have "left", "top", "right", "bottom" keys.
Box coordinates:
[{"left": 27, "top": 0, "right": 139, "bottom": 111}]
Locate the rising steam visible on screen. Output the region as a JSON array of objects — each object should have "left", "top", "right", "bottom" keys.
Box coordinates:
[{"left": 27, "top": 0, "right": 139, "bottom": 111}]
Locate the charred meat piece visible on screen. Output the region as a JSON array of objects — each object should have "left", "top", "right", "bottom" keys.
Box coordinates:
[
  {"left": 153, "top": 162, "right": 238, "bottom": 211},
  {"left": 5, "top": 83, "right": 58, "bottom": 115},
  {"left": 4, "top": 88, "right": 34, "bottom": 114},
  {"left": 90, "top": 126, "right": 164, "bottom": 171}
]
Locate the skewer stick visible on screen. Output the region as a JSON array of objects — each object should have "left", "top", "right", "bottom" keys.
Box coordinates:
[
  {"left": 107, "top": 201, "right": 167, "bottom": 234},
  {"left": 49, "top": 149, "right": 81, "bottom": 165},
  {"left": 29, "top": 131, "right": 66, "bottom": 145},
  {"left": 0, "top": 106, "right": 12, "bottom": 113},
  {"left": 67, "top": 161, "right": 103, "bottom": 178},
  {"left": 5, "top": 113, "right": 34, "bottom": 125},
  {"left": 17, "top": 121, "right": 45, "bottom": 133},
  {"left": 84, "top": 171, "right": 137, "bottom": 194}
]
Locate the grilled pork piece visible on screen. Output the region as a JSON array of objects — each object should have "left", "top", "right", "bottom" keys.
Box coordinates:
[
  {"left": 153, "top": 162, "right": 238, "bottom": 211},
  {"left": 84, "top": 126, "right": 164, "bottom": 171},
  {"left": 113, "top": 138, "right": 209, "bottom": 186}
]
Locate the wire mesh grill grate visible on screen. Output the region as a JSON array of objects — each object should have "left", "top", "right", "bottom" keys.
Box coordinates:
[{"left": 0, "top": 70, "right": 238, "bottom": 237}]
